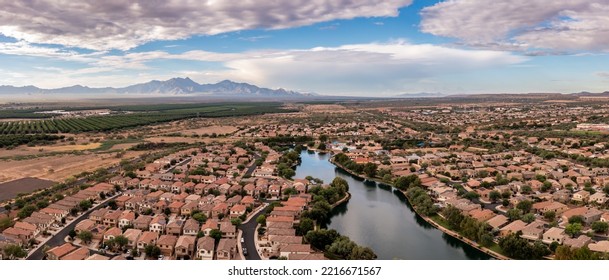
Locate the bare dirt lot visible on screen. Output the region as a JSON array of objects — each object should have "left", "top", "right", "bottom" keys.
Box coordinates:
[
  {"left": 180, "top": 125, "right": 238, "bottom": 135},
  {"left": 37, "top": 143, "right": 101, "bottom": 152},
  {"left": 0, "top": 177, "right": 57, "bottom": 202},
  {"left": 303, "top": 104, "right": 354, "bottom": 113},
  {"left": 0, "top": 142, "right": 102, "bottom": 158},
  {"left": 0, "top": 151, "right": 145, "bottom": 183}
]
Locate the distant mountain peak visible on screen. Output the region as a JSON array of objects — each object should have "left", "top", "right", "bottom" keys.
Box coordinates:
[{"left": 0, "top": 77, "right": 312, "bottom": 98}]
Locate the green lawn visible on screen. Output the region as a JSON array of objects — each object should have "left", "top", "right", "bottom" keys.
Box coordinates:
[
  {"left": 488, "top": 243, "right": 505, "bottom": 255},
  {"left": 429, "top": 214, "right": 452, "bottom": 230}
]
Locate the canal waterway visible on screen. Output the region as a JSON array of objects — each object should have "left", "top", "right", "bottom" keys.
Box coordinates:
[{"left": 294, "top": 150, "right": 491, "bottom": 260}]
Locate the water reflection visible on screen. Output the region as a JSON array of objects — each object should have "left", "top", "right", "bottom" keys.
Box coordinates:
[{"left": 294, "top": 150, "right": 491, "bottom": 260}]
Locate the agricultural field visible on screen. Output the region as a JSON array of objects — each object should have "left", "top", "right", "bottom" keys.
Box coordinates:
[{"left": 0, "top": 102, "right": 293, "bottom": 134}]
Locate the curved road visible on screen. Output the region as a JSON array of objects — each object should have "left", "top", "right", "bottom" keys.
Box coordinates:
[
  {"left": 26, "top": 194, "right": 119, "bottom": 260},
  {"left": 239, "top": 204, "right": 270, "bottom": 260}
]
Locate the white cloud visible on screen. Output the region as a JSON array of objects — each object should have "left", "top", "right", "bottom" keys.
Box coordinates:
[
  {"left": 597, "top": 72, "right": 609, "bottom": 80},
  {"left": 215, "top": 41, "right": 527, "bottom": 94},
  {"left": 0, "top": 0, "right": 412, "bottom": 51},
  {"left": 420, "top": 0, "right": 609, "bottom": 52},
  {"left": 0, "top": 41, "right": 93, "bottom": 62},
  {"left": 2, "top": 41, "right": 525, "bottom": 95}
]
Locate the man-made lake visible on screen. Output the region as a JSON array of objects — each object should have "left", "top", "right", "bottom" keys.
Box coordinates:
[{"left": 294, "top": 150, "right": 491, "bottom": 260}]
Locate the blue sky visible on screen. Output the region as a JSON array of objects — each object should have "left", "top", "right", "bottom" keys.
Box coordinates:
[{"left": 0, "top": 0, "right": 608, "bottom": 96}]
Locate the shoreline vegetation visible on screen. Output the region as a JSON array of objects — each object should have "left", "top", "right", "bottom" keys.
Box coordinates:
[
  {"left": 280, "top": 147, "right": 375, "bottom": 260},
  {"left": 327, "top": 151, "right": 509, "bottom": 260},
  {"left": 296, "top": 177, "right": 373, "bottom": 260}
]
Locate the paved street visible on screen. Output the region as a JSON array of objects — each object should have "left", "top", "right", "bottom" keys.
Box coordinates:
[
  {"left": 240, "top": 204, "right": 270, "bottom": 260},
  {"left": 243, "top": 153, "right": 261, "bottom": 177},
  {"left": 26, "top": 193, "right": 119, "bottom": 260}
]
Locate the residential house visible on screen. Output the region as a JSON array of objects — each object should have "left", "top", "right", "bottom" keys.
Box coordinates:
[
  {"left": 47, "top": 243, "right": 77, "bottom": 260},
  {"left": 542, "top": 227, "right": 565, "bottom": 244},
  {"left": 279, "top": 244, "right": 311, "bottom": 258},
  {"left": 219, "top": 222, "right": 237, "bottom": 239},
  {"left": 175, "top": 235, "right": 196, "bottom": 259},
  {"left": 123, "top": 228, "right": 142, "bottom": 249},
  {"left": 137, "top": 231, "right": 159, "bottom": 253},
  {"left": 521, "top": 221, "right": 545, "bottom": 241},
  {"left": 118, "top": 211, "right": 136, "bottom": 229},
  {"left": 157, "top": 235, "right": 178, "bottom": 258},
  {"left": 573, "top": 190, "right": 591, "bottom": 203},
  {"left": 166, "top": 220, "right": 184, "bottom": 236},
  {"left": 196, "top": 236, "right": 215, "bottom": 260},
  {"left": 149, "top": 215, "right": 167, "bottom": 233},
  {"left": 182, "top": 219, "right": 199, "bottom": 236},
  {"left": 134, "top": 215, "right": 153, "bottom": 231},
  {"left": 60, "top": 247, "right": 90, "bottom": 260},
  {"left": 216, "top": 238, "right": 237, "bottom": 260}
]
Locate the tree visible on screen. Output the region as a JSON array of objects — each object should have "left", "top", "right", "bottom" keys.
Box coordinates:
[
  {"left": 306, "top": 229, "right": 340, "bottom": 250},
  {"left": 192, "top": 213, "right": 207, "bottom": 223},
  {"left": 79, "top": 200, "right": 92, "bottom": 211},
  {"left": 68, "top": 229, "right": 77, "bottom": 240},
  {"left": 555, "top": 245, "right": 600, "bottom": 260},
  {"left": 442, "top": 205, "right": 465, "bottom": 231},
  {"left": 0, "top": 217, "right": 14, "bottom": 231},
  {"left": 568, "top": 215, "right": 585, "bottom": 225},
  {"left": 516, "top": 200, "right": 532, "bottom": 213},
  {"left": 521, "top": 213, "right": 536, "bottom": 223},
  {"left": 297, "top": 218, "right": 315, "bottom": 236},
  {"left": 565, "top": 223, "right": 582, "bottom": 237},
  {"left": 144, "top": 244, "right": 161, "bottom": 259},
  {"left": 362, "top": 163, "right": 378, "bottom": 178},
  {"left": 209, "top": 229, "right": 222, "bottom": 242},
  {"left": 318, "top": 143, "right": 327, "bottom": 150},
  {"left": 506, "top": 208, "right": 523, "bottom": 221},
  {"left": 349, "top": 246, "right": 377, "bottom": 260},
  {"left": 257, "top": 226, "right": 266, "bottom": 236},
  {"left": 78, "top": 230, "right": 93, "bottom": 244},
  {"left": 480, "top": 233, "right": 494, "bottom": 247},
  {"left": 393, "top": 175, "right": 420, "bottom": 191},
  {"left": 489, "top": 190, "right": 501, "bottom": 203},
  {"left": 326, "top": 236, "right": 355, "bottom": 259},
  {"left": 591, "top": 221, "right": 609, "bottom": 233},
  {"left": 499, "top": 233, "right": 550, "bottom": 260},
  {"left": 3, "top": 244, "right": 26, "bottom": 259},
  {"left": 18, "top": 204, "right": 38, "bottom": 219},
  {"left": 108, "top": 200, "right": 117, "bottom": 210},
  {"left": 163, "top": 208, "right": 171, "bottom": 216},
  {"left": 463, "top": 191, "right": 480, "bottom": 200},
  {"left": 283, "top": 187, "right": 298, "bottom": 196},
  {"left": 231, "top": 218, "right": 242, "bottom": 226},
  {"left": 113, "top": 235, "right": 129, "bottom": 251},
  {"left": 256, "top": 215, "right": 266, "bottom": 226},
  {"left": 36, "top": 200, "right": 49, "bottom": 209}
]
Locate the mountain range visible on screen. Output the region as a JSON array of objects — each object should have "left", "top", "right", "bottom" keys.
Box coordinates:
[
  {"left": 0, "top": 78, "right": 315, "bottom": 97},
  {"left": 394, "top": 92, "right": 447, "bottom": 98}
]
